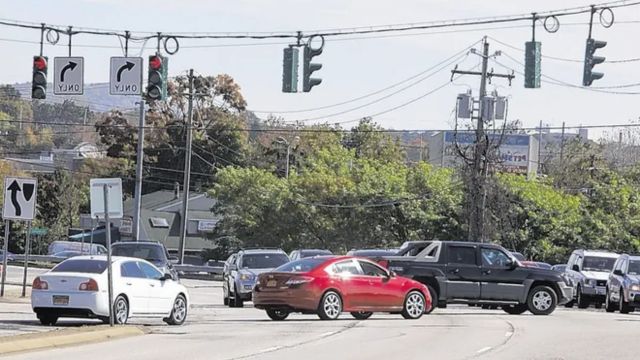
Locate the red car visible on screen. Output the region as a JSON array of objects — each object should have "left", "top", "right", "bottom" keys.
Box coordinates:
[{"left": 253, "top": 256, "right": 432, "bottom": 321}]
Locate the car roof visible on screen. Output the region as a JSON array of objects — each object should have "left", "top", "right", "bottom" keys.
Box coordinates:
[
  {"left": 60, "top": 255, "right": 148, "bottom": 263},
  {"left": 580, "top": 250, "right": 619, "bottom": 258},
  {"left": 113, "top": 241, "right": 162, "bottom": 246},
  {"left": 240, "top": 249, "right": 286, "bottom": 254}
]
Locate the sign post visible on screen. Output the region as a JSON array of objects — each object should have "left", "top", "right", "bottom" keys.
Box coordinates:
[
  {"left": 1, "top": 177, "right": 37, "bottom": 298},
  {"left": 21, "top": 221, "right": 32, "bottom": 297},
  {"left": 90, "top": 178, "right": 123, "bottom": 326}
]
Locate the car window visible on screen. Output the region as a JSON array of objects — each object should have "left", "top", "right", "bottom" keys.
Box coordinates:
[
  {"left": 359, "top": 261, "right": 388, "bottom": 277},
  {"left": 51, "top": 259, "right": 108, "bottom": 274},
  {"left": 275, "top": 257, "right": 327, "bottom": 273},
  {"left": 628, "top": 261, "right": 640, "bottom": 275},
  {"left": 448, "top": 246, "right": 477, "bottom": 265},
  {"left": 138, "top": 261, "right": 163, "bottom": 279},
  {"left": 582, "top": 256, "right": 616, "bottom": 272},
  {"left": 120, "top": 261, "right": 146, "bottom": 278},
  {"left": 241, "top": 254, "right": 289, "bottom": 269},
  {"left": 481, "top": 248, "right": 511, "bottom": 267},
  {"left": 333, "top": 260, "right": 362, "bottom": 276}
]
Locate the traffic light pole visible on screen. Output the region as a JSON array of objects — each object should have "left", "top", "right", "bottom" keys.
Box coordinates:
[
  {"left": 177, "top": 69, "right": 194, "bottom": 265},
  {"left": 451, "top": 37, "right": 514, "bottom": 242},
  {"left": 133, "top": 100, "right": 145, "bottom": 241}
]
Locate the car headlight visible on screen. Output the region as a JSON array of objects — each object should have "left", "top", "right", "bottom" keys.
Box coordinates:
[
  {"left": 630, "top": 284, "right": 640, "bottom": 292},
  {"left": 239, "top": 273, "right": 254, "bottom": 281},
  {"left": 585, "top": 279, "right": 596, "bottom": 287}
]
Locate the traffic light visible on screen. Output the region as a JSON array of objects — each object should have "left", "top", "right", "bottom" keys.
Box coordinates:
[
  {"left": 282, "top": 47, "right": 299, "bottom": 93},
  {"left": 524, "top": 41, "right": 541, "bottom": 88},
  {"left": 32, "top": 56, "right": 48, "bottom": 99},
  {"left": 303, "top": 44, "right": 322, "bottom": 92},
  {"left": 582, "top": 38, "right": 606, "bottom": 86},
  {"left": 147, "top": 54, "right": 168, "bottom": 100}
]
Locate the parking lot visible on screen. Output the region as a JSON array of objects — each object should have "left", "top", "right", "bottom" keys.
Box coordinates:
[{"left": 0, "top": 265, "right": 638, "bottom": 360}]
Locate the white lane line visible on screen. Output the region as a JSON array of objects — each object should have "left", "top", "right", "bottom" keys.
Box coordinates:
[
  {"left": 319, "top": 331, "right": 337, "bottom": 337},
  {"left": 476, "top": 346, "right": 492, "bottom": 354},
  {"left": 257, "top": 346, "right": 283, "bottom": 354},
  {"left": 505, "top": 331, "right": 513, "bottom": 337}
]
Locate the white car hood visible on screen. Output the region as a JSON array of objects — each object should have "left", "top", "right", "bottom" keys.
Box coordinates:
[{"left": 582, "top": 271, "right": 610, "bottom": 281}]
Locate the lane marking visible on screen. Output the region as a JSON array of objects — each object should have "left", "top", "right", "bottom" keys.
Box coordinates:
[
  {"left": 319, "top": 331, "right": 337, "bottom": 337},
  {"left": 477, "top": 347, "right": 492, "bottom": 354},
  {"left": 257, "top": 346, "right": 283, "bottom": 354},
  {"left": 505, "top": 331, "right": 513, "bottom": 337}
]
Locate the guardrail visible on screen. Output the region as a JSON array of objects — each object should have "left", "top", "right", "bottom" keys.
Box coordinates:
[{"left": 13, "top": 255, "right": 64, "bottom": 264}]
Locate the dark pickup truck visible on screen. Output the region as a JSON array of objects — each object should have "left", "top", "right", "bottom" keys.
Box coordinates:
[{"left": 378, "top": 241, "right": 573, "bottom": 315}]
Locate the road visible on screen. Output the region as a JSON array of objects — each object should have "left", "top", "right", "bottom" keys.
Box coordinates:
[{"left": 1, "top": 272, "right": 638, "bottom": 360}]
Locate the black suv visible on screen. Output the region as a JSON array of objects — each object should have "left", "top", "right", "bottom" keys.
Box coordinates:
[
  {"left": 381, "top": 241, "right": 573, "bottom": 315},
  {"left": 111, "top": 241, "right": 179, "bottom": 280}
]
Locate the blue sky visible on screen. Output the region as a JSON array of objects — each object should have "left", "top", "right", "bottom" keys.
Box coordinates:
[{"left": 0, "top": 0, "right": 639, "bottom": 139}]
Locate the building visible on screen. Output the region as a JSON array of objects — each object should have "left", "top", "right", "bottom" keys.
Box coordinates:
[
  {"left": 7, "top": 142, "right": 104, "bottom": 173},
  {"left": 428, "top": 131, "right": 539, "bottom": 177}
]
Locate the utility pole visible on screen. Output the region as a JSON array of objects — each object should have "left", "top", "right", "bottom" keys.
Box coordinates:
[
  {"left": 177, "top": 69, "right": 194, "bottom": 264},
  {"left": 133, "top": 100, "right": 145, "bottom": 241},
  {"left": 537, "top": 120, "right": 543, "bottom": 175},
  {"left": 451, "top": 37, "right": 514, "bottom": 242},
  {"left": 560, "top": 121, "right": 566, "bottom": 161}
]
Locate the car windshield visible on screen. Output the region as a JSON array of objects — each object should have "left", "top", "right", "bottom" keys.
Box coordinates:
[
  {"left": 241, "top": 253, "right": 289, "bottom": 269},
  {"left": 628, "top": 261, "right": 640, "bottom": 275},
  {"left": 112, "top": 244, "right": 165, "bottom": 262},
  {"left": 275, "top": 257, "right": 327, "bottom": 273},
  {"left": 582, "top": 256, "right": 616, "bottom": 272},
  {"left": 51, "top": 259, "right": 108, "bottom": 274}
]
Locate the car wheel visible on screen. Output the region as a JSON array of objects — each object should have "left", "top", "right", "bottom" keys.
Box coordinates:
[
  {"left": 401, "top": 291, "right": 426, "bottom": 319},
  {"left": 502, "top": 304, "right": 528, "bottom": 315},
  {"left": 594, "top": 302, "right": 603, "bottom": 309},
  {"left": 37, "top": 312, "right": 58, "bottom": 326},
  {"left": 424, "top": 285, "right": 437, "bottom": 314},
  {"left": 164, "top": 294, "right": 188, "bottom": 326},
  {"left": 234, "top": 289, "right": 244, "bottom": 308},
  {"left": 619, "top": 288, "right": 631, "bottom": 314},
  {"left": 317, "top": 291, "right": 342, "bottom": 320},
  {"left": 350, "top": 311, "right": 373, "bottom": 320},
  {"left": 266, "top": 309, "right": 289, "bottom": 321},
  {"left": 576, "top": 286, "right": 589, "bottom": 309},
  {"left": 113, "top": 295, "right": 129, "bottom": 325},
  {"left": 527, "top": 285, "right": 557, "bottom": 315},
  {"left": 605, "top": 290, "right": 616, "bottom": 313}
]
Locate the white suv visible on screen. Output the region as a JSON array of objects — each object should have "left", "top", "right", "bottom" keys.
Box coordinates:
[{"left": 565, "top": 249, "right": 619, "bottom": 309}]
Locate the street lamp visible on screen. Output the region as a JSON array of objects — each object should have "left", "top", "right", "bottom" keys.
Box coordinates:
[{"left": 275, "top": 136, "right": 300, "bottom": 178}]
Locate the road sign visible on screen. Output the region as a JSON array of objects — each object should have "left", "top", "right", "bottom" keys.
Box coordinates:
[
  {"left": 31, "top": 227, "right": 47, "bottom": 236},
  {"left": 110, "top": 57, "right": 143, "bottom": 95},
  {"left": 53, "top": 57, "right": 84, "bottom": 95},
  {"left": 90, "top": 178, "right": 123, "bottom": 219},
  {"left": 2, "top": 177, "right": 37, "bottom": 221}
]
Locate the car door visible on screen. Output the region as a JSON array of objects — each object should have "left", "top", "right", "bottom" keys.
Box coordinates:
[
  {"left": 333, "top": 259, "right": 370, "bottom": 309},
  {"left": 138, "top": 261, "right": 173, "bottom": 314},
  {"left": 444, "top": 245, "right": 481, "bottom": 300},
  {"left": 480, "top": 247, "right": 526, "bottom": 301},
  {"left": 120, "top": 261, "right": 150, "bottom": 314},
  {"left": 223, "top": 254, "right": 236, "bottom": 298},
  {"left": 358, "top": 260, "right": 403, "bottom": 308}
]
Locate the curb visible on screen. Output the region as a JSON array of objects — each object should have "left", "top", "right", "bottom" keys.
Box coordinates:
[{"left": 0, "top": 325, "right": 146, "bottom": 356}]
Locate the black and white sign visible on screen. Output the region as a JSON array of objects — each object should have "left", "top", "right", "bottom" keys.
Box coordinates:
[
  {"left": 110, "top": 57, "right": 143, "bottom": 95},
  {"left": 53, "top": 57, "right": 84, "bottom": 95},
  {"left": 2, "top": 177, "right": 37, "bottom": 220}
]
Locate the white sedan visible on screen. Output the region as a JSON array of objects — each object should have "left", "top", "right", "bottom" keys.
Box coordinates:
[{"left": 31, "top": 256, "right": 189, "bottom": 326}]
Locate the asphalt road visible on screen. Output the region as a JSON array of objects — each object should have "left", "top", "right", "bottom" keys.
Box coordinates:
[{"left": 1, "top": 268, "right": 638, "bottom": 360}]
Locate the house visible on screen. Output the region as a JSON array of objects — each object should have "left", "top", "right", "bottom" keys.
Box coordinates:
[{"left": 119, "top": 186, "right": 219, "bottom": 256}]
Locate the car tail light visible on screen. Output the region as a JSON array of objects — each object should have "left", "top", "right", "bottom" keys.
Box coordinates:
[
  {"left": 285, "top": 276, "right": 313, "bottom": 287},
  {"left": 377, "top": 260, "right": 389, "bottom": 269},
  {"left": 32, "top": 277, "right": 48, "bottom": 290},
  {"left": 79, "top": 279, "right": 99, "bottom": 291}
]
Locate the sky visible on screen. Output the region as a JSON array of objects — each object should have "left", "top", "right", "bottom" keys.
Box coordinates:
[{"left": 0, "top": 0, "right": 639, "bottom": 139}]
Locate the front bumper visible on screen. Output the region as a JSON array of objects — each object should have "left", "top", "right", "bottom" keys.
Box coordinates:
[
  {"left": 581, "top": 285, "right": 607, "bottom": 297},
  {"left": 629, "top": 291, "right": 640, "bottom": 307},
  {"left": 557, "top": 282, "right": 573, "bottom": 304}
]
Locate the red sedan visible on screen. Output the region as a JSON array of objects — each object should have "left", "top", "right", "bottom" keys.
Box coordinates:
[{"left": 253, "top": 256, "right": 432, "bottom": 321}]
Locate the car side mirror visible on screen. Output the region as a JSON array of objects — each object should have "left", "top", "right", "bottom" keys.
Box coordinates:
[
  {"left": 229, "top": 264, "right": 237, "bottom": 271},
  {"left": 169, "top": 256, "right": 179, "bottom": 264},
  {"left": 613, "top": 269, "right": 624, "bottom": 276},
  {"left": 160, "top": 273, "right": 173, "bottom": 281},
  {"left": 572, "top": 264, "right": 580, "bottom": 272},
  {"left": 389, "top": 271, "right": 397, "bottom": 277},
  {"left": 506, "top": 259, "right": 517, "bottom": 269}
]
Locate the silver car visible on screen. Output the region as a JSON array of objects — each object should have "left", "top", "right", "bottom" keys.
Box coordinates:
[
  {"left": 605, "top": 254, "right": 640, "bottom": 313},
  {"left": 565, "top": 249, "right": 619, "bottom": 309}
]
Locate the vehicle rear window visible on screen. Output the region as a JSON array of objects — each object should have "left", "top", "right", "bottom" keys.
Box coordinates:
[
  {"left": 448, "top": 246, "right": 477, "bottom": 265},
  {"left": 300, "top": 250, "right": 332, "bottom": 258},
  {"left": 112, "top": 244, "right": 166, "bottom": 262},
  {"left": 275, "top": 257, "right": 327, "bottom": 273},
  {"left": 241, "top": 254, "right": 289, "bottom": 269},
  {"left": 582, "top": 256, "right": 616, "bottom": 272},
  {"left": 51, "top": 259, "right": 108, "bottom": 274}
]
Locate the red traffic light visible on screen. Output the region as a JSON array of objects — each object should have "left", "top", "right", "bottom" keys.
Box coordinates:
[
  {"left": 33, "top": 56, "right": 47, "bottom": 71},
  {"left": 149, "top": 56, "right": 162, "bottom": 71}
]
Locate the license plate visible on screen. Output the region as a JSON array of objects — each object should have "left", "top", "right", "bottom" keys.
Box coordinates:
[
  {"left": 53, "top": 295, "right": 69, "bottom": 305},
  {"left": 266, "top": 280, "right": 277, "bottom": 288},
  {"left": 597, "top": 288, "right": 606, "bottom": 295}
]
